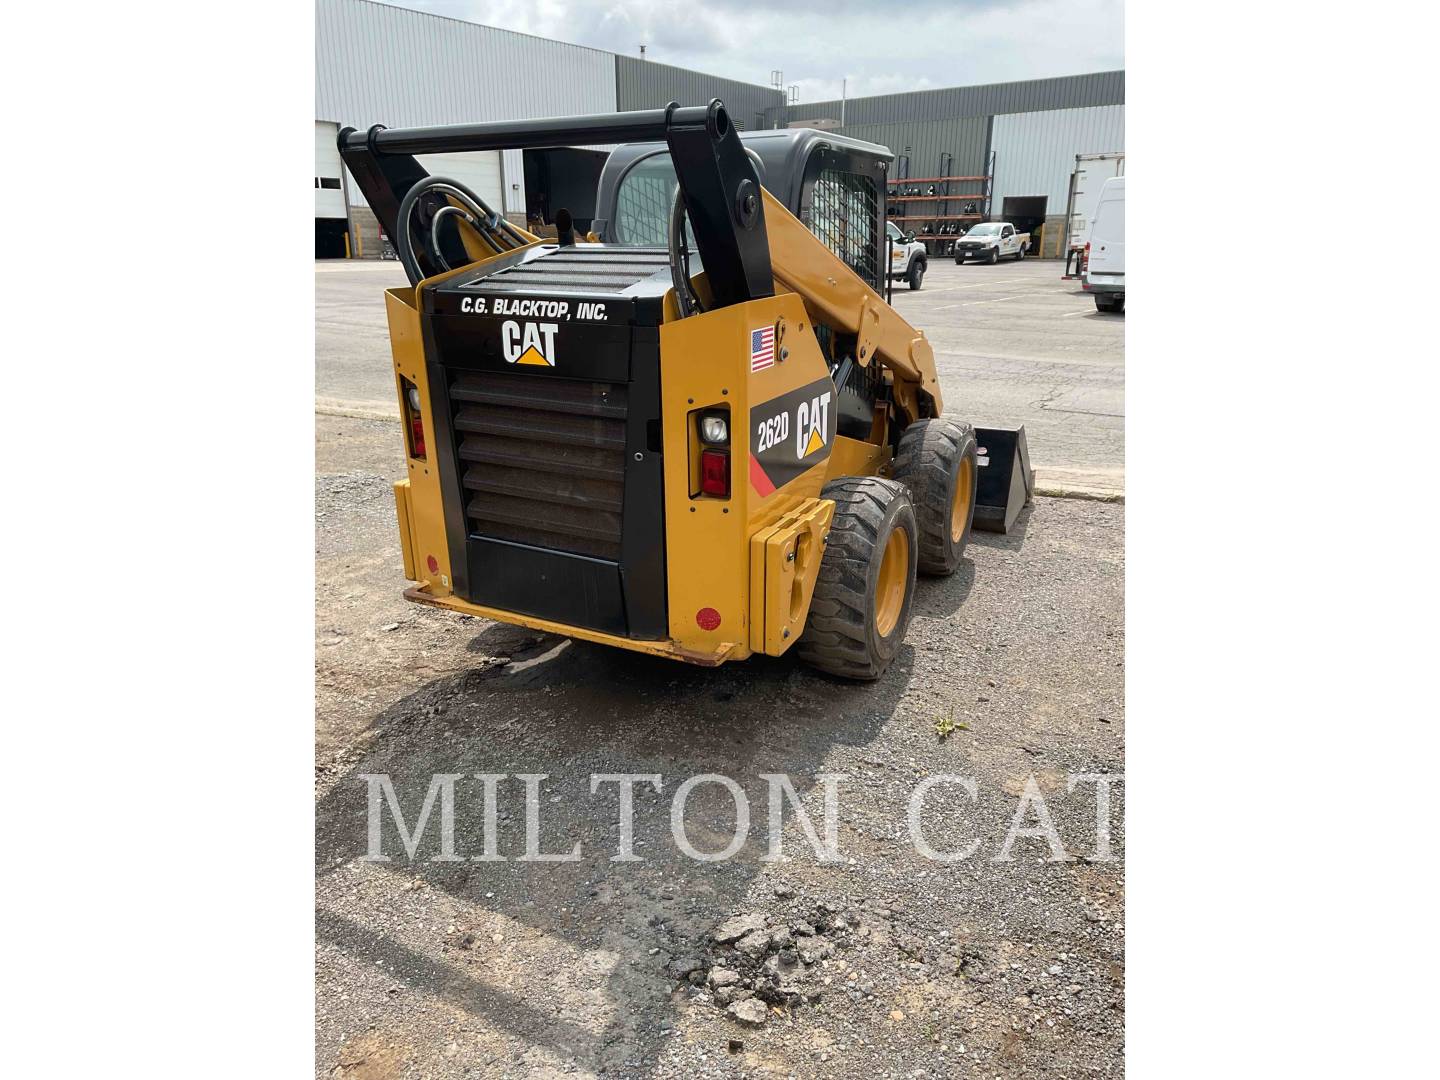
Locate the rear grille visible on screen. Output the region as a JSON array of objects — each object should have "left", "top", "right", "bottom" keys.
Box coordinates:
[
  {"left": 450, "top": 370, "right": 627, "bottom": 561},
  {"left": 465, "top": 249, "right": 671, "bottom": 294}
]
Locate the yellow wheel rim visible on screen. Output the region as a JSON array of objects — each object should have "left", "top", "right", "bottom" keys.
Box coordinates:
[
  {"left": 874, "top": 525, "right": 910, "bottom": 638},
  {"left": 950, "top": 456, "right": 974, "bottom": 543}
]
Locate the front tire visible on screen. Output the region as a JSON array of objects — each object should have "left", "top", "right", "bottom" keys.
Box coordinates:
[
  {"left": 907, "top": 259, "right": 926, "bottom": 290},
  {"left": 987, "top": 247, "right": 999, "bottom": 265},
  {"left": 892, "top": 418, "right": 979, "bottom": 576},
  {"left": 955, "top": 255, "right": 966, "bottom": 265},
  {"left": 797, "top": 478, "right": 918, "bottom": 680}
]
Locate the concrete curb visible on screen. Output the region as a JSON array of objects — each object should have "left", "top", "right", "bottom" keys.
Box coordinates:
[
  {"left": 1034, "top": 485, "right": 1125, "bottom": 504},
  {"left": 316, "top": 399, "right": 398, "bottom": 422}
]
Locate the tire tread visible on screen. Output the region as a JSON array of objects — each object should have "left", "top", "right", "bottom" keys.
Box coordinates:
[
  {"left": 891, "top": 418, "right": 978, "bottom": 575},
  {"left": 796, "top": 477, "right": 915, "bottom": 680}
]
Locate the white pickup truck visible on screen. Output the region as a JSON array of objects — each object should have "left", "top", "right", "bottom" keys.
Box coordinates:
[
  {"left": 954, "top": 222, "right": 1029, "bottom": 265},
  {"left": 885, "top": 221, "right": 928, "bottom": 289}
]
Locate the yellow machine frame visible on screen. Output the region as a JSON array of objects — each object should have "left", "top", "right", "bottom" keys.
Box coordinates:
[{"left": 387, "top": 188, "right": 941, "bottom": 666}]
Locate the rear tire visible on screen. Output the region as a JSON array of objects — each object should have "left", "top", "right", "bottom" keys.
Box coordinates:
[
  {"left": 1095, "top": 295, "right": 1123, "bottom": 313},
  {"left": 1016, "top": 245, "right": 1026, "bottom": 261},
  {"left": 797, "top": 477, "right": 918, "bottom": 681},
  {"left": 892, "top": 418, "right": 979, "bottom": 576},
  {"left": 908, "top": 259, "right": 926, "bottom": 290}
]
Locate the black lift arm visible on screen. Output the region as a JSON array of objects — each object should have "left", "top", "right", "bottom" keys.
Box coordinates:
[{"left": 338, "top": 100, "right": 774, "bottom": 308}]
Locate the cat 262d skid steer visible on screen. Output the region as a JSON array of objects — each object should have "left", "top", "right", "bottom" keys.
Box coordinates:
[{"left": 339, "top": 101, "right": 1031, "bottom": 679}]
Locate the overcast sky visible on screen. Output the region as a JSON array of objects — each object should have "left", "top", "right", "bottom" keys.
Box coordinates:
[{"left": 389, "top": 0, "right": 1124, "bottom": 103}]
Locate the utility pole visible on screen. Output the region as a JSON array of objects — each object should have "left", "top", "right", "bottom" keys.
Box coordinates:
[{"left": 841, "top": 78, "right": 847, "bottom": 126}]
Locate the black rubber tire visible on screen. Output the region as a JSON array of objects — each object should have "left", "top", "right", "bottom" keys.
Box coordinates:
[
  {"left": 908, "top": 259, "right": 926, "bottom": 290},
  {"left": 987, "top": 247, "right": 999, "bottom": 265},
  {"left": 955, "top": 255, "right": 966, "bottom": 265},
  {"left": 1016, "top": 245, "right": 1026, "bottom": 261},
  {"left": 891, "top": 418, "right": 979, "bottom": 576},
  {"left": 797, "top": 477, "right": 918, "bottom": 681},
  {"left": 1095, "top": 295, "right": 1122, "bottom": 313}
]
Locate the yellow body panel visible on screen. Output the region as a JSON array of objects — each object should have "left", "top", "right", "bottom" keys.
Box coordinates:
[
  {"left": 385, "top": 287, "right": 455, "bottom": 596},
  {"left": 393, "top": 481, "right": 417, "bottom": 582},
  {"left": 658, "top": 291, "right": 833, "bottom": 659},
  {"left": 825, "top": 433, "right": 892, "bottom": 485}
]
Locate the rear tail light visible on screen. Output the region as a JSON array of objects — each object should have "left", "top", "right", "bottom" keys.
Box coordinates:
[
  {"left": 401, "top": 377, "right": 427, "bottom": 461},
  {"left": 700, "top": 448, "right": 729, "bottom": 496}
]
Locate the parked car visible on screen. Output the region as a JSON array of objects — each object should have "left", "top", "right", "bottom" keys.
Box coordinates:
[
  {"left": 1081, "top": 177, "right": 1125, "bottom": 313},
  {"left": 955, "top": 222, "right": 1029, "bottom": 264},
  {"left": 886, "top": 221, "right": 928, "bottom": 290}
]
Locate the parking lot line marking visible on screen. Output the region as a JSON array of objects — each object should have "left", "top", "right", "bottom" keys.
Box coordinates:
[
  {"left": 921, "top": 278, "right": 1025, "bottom": 295},
  {"left": 1061, "top": 308, "right": 1093, "bottom": 317},
  {"left": 940, "top": 295, "right": 1022, "bottom": 309}
]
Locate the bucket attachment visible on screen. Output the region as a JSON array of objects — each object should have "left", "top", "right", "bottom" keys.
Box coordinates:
[{"left": 972, "top": 426, "right": 1034, "bottom": 534}]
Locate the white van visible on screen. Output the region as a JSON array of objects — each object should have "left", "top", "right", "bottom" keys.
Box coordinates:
[{"left": 1083, "top": 176, "right": 1125, "bottom": 314}]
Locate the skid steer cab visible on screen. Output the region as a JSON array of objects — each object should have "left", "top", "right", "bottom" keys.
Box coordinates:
[{"left": 340, "top": 101, "right": 1025, "bottom": 679}]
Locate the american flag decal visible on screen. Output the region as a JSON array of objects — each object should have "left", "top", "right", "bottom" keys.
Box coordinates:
[{"left": 750, "top": 326, "right": 775, "bottom": 372}]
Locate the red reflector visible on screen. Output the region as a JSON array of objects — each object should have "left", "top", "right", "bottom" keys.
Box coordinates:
[
  {"left": 426, "top": 555, "right": 439, "bottom": 575},
  {"left": 410, "top": 415, "right": 427, "bottom": 459},
  {"left": 700, "top": 448, "right": 729, "bottom": 496},
  {"left": 696, "top": 607, "right": 722, "bottom": 631}
]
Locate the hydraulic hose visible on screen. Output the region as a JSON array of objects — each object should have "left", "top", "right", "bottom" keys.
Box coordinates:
[
  {"left": 395, "top": 176, "right": 524, "bottom": 285},
  {"left": 668, "top": 184, "right": 703, "bottom": 318},
  {"left": 429, "top": 204, "right": 488, "bottom": 271}
]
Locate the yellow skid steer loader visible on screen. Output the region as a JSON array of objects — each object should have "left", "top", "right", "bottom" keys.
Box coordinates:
[{"left": 340, "top": 101, "right": 1030, "bottom": 679}]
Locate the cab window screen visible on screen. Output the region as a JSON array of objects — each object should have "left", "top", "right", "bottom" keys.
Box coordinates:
[
  {"left": 615, "top": 155, "right": 679, "bottom": 246},
  {"left": 808, "top": 169, "right": 878, "bottom": 287}
]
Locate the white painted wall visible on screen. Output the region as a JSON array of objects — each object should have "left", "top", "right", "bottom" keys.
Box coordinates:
[{"left": 989, "top": 105, "right": 1126, "bottom": 215}]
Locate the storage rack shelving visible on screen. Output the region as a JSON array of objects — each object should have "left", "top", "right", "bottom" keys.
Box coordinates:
[{"left": 886, "top": 151, "right": 995, "bottom": 257}]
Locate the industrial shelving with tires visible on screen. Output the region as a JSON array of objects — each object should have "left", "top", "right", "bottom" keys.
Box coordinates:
[{"left": 885, "top": 150, "right": 995, "bottom": 258}]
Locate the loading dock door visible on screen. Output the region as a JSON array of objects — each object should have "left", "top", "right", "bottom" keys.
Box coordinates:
[
  {"left": 315, "top": 121, "right": 347, "bottom": 220},
  {"left": 414, "top": 152, "right": 505, "bottom": 216},
  {"left": 1001, "top": 196, "right": 1048, "bottom": 253}
]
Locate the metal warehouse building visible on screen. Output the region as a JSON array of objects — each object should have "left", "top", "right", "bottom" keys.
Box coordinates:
[
  {"left": 782, "top": 71, "right": 1125, "bottom": 255},
  {"left": 316, "top": 0, "right": 1122, "bottom": 259},
  {"left": 314, "top": 0, "right": 784, "bottom": 256}
]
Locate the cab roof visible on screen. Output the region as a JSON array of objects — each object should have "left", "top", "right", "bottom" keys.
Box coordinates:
[{"left": 595, "top": 127, "right": 893, "bottom": 233}]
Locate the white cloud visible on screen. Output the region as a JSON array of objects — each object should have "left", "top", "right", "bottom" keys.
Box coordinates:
[{"left": 390, "top": 0, "right": 1124, "bottom": 102}]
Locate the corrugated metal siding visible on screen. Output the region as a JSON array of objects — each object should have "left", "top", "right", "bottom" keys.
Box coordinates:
[
  {"left": 989, "top": 105, "right": 1125, "bottom": 213},
  {"left": 827, "top": 117, "right": 991, "bottom": 181},
  {"left": 787, "top": 70, "right": 1124, "bottom": 127},
  {"left": 615, "top": 57, "right": 784, "bottom": 131},
  {"left": 316, "top": 0, "right": 616, "bottom": 126},
  {"left": 316, "top": 0, "right": 618, "bottom": 213}
]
